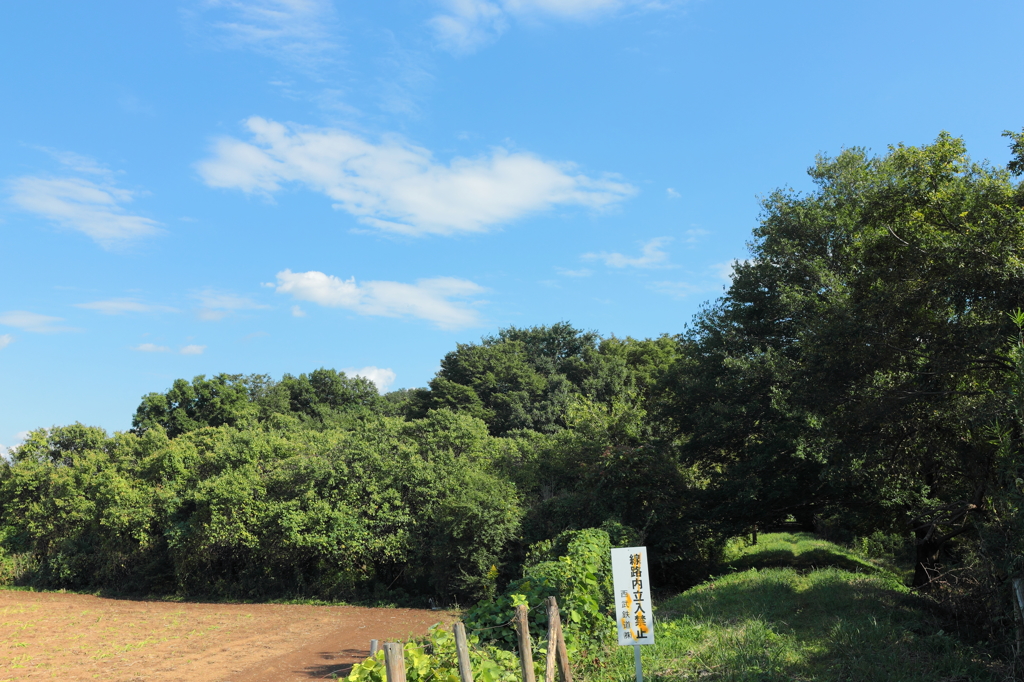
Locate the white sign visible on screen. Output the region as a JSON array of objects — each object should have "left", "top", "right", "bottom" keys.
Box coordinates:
[{"left": 611, "top": 546, "right": 654, "bottom": 646}]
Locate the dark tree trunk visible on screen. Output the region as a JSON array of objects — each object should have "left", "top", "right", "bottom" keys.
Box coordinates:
[{"left": 912, "top": 525, "right": 943, "bottom": 589}]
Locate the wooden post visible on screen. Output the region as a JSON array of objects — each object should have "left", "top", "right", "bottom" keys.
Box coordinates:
[
  {"left": 383, "top": 642, "right": 407, "bottom": 682},
  {"left": 453, "top": 622, "right": 474, "bottom": 682},
  {"left": 370, "top": 639, "right": 380, "bottom": 656},
  {"left": 544, "top": 597, "right": 572, "bottom": 682},
  {"left": 554, "top": 607, "right": 573, "bottom": 682},
  {"left": 514, "top": 604, "right": 536, "bottom": 682},
  {"left": 544, "top": 598, "right": 559, "bottom": 682}
]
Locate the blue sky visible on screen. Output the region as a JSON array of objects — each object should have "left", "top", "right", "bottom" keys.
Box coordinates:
[{"left": 2, "top": 0, "right": 1022, "bottom": 450}]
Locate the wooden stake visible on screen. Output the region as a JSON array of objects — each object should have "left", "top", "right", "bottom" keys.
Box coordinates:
[
  {"left": 383, "top": 642, "right": 407, "bottom": 682},
  {"left": 514, "top": 604, "right": 536, "bottom": 682},
  {"left": 454, "top": 622, "right": 474, "bottom": 682},
  {"left": 370, "top": 639, "right": 380, "bottom": 656},
  {"left": 543, "top": 597, "right": 572, "bottom": 682},
  {"left": 544, "top": 598, "right": 559, "bottom": 682},
  {"left": 554, "top": 608, "right": 573, "bottom": 682}
]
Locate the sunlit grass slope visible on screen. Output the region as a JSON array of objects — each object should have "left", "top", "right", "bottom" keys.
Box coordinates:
[{"left": 589, "top": 533, "right": 999, "bottom": 682}]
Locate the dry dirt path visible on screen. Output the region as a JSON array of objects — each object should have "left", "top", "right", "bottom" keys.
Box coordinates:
[{"left": 0, "top": 590, "right": 451, "bottom": 682}]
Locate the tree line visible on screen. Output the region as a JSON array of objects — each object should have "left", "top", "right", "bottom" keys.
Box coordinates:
[{"left": 2, "top": 129, "right": 1023, "bottom": 653}]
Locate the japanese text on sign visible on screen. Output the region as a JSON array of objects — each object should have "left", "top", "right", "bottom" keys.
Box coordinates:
[{"left": 611, "top": 546, "right": 654, "bottom": 646}]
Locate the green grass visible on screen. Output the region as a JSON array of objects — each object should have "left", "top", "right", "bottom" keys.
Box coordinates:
[{"left": 583, "top": 533, "right": 1005, "bottom": 682}]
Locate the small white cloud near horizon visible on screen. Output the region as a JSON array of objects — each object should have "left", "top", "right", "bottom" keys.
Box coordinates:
[
  {"left": 196, "top": 117, "right": 635, "bottom": 237},
  {"left": 0, "top": 311, "right": 77, "bottom": 333},
  {"left": 652, "top": 259, "right": 745, "bottom": 299},
  {"left": 193, "top": 288, "right": 270, "bottom": 321},
  {"left": 431, "top": 0, "right": 678, "bottom": 53},
  {"left": 0, "top": 334, "right": 12, "bottom": 350},
  {"left": 344, "top": 365, "right": 397, "bottom": 392},
  {"left": 180, "top": 344, "right": 206, "bottom": 355},
  {"left": 583, "top": 236, "right": 672, "bottom": 269},
  {"left": 275, "top": 269, "right": 486, "bottom": 330},
  {"left": 8, "top": 151, "right": 162, "bottom": 248},
  {"left": 76, "top": 298, "right": 179, "bottom": 315},
  {"left": 1, "top": 430, "right": 32, "bottom": 460},
  {"left": 133, "top": 342, "right": 171, "bottom": 353}
]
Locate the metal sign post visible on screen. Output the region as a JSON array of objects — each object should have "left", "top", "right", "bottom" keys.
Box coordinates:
[{"left": 612, "top": 546, "right": 654, "bottom": 682}]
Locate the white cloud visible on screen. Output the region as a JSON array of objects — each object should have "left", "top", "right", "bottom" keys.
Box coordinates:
[
  {"left": 431, "top": 0, "right": 677, "bottom": 53},
  {"left": 430, "top": 0, "right": 508, "bottom": 53},
  {"left": 0, "top": 311, "right": 77, "bottom": 333},
  {"left": 36, "top": 147, "right": 113, "bottom": 176},
  {"left": 1, "top": 431, "right": 31, "bottom": 460},
  {"left": 8, "top": 175, "right": 162, "bottom": 247},
  {"left": 556, "top": 267, "right": 592, "bottom": 277},
  {"left": 133, "top": 343, "right": 171, "bottom": 352},
  {"left": 193, "top": 288, "right": 270, "bottom": 320},
  {"left": 651, "top": 260, "right": 742, "bottom": 299},
  {"left": 275, "top": 269, "right": 486, "bottom": 330},
  {"left": 291, "top": 305, "right": 307, "bottom": 317},
  {"left": 197, "top": 117, "right": 634, "bottom": 236},
  {"left": 190, "top": 0, "right": 339, "bottom": 73},
  {"left": 666, "top": 187, "right": 680, "bottom": 199},
  {"left": 0, "top": 334, "right": 12, "bottom": 350},
  {"left": 76, "top": 299, "right": 179, "bottom": 315},
  {"left": 344, "top": 365, "right": 397, "bottom": 392},
  {"left": 180, "top": 344, "right": 207, "bottom": 355},
  {"left": 583, "top": 236, "right": 672, "bottom": 269},
  {"left": 683, "top": 228, "right": 709, "bottom": 243}
]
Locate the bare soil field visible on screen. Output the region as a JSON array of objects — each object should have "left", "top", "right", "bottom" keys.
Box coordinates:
[{"left": 0, "top": 590, "right": 451, "bottom": 682}]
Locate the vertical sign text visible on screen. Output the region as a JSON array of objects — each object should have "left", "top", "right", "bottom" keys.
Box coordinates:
[{"left": 611, "top": 546, "right": 654, "bottom": 646}]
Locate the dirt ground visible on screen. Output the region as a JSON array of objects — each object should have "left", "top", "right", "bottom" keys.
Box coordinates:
[{"left": 0, "top": 590, "right": 452, "bottom": 682}]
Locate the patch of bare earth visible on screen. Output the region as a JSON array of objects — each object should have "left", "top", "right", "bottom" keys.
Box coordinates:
[{"left": 0, "top": 590, "right": 451, "bottom": 682}]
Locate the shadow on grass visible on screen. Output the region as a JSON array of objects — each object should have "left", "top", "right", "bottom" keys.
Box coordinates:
[
  {"left": 724, "top": 547, "right": 880, "bottom": 575},
  {"left": 646, "top": 568, "right": 998, "bottom": 682},
  {"left": 721, "top": 533, "right": 880, "bottom": 577}
]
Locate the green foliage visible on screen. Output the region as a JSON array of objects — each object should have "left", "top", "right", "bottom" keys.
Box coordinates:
[
  {"left": 662, "top": 131, "right": 1024, "bottom": 589},
  {"left": 0, "top": 410, "right": 521, "bottom": 602},
  {"left": 347, "top": 626, "right": 522, "bottom": 682},
  {"left": 464, "top": 528, "right": 615, "bottom": 651}
]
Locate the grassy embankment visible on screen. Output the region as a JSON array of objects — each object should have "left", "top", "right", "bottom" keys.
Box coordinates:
[{"left": 583, "top": 533, "right": 1005, "bottom": 682}]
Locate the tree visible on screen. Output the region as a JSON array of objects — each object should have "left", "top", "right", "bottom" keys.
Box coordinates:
[{"left": 664, "top": 132, "right": 1024, "bottom": 586}]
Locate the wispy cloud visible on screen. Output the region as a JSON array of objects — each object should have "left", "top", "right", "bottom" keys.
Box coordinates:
[
  {"left": 430, "top": 0, "right": 508, "bottom": 54},
  {"left": 556, "top": 267, "right": 592, "bottom": 277},
  {"left": 275, "top": 269, "right": 486, "bottom": 330},
  {"left": 683, "top": 228, "right": 709, "bottom": 243},
  {"left": 0, "top": 311, "right": 78, "bottom": 333},
  {"left": 193, "top": 288, "right": 270, "bottom": 321},
  {"left": 666, "top": 187, "right": 680, "bottom": 198},
  {"left": 583, "top": 236, "right": 672, "bottom": 269},
  {"left": 133, "top": 342, "right": 171, "bottom": 353},
  {"left": 8, "top": 151, "right": 162, "bottom": 248},
  {"left": 431, "top": 0, "right": 679, "bottom": 53},
  {"left": 0, "top": 334, "right": 12, "bottom": 350},
  {"left": 133, "top": 342, "right": 207, "bottom": 355},
  {"left": 651, "top": 260, "right": 741, "bottom": 299},
  {"left": 76, "top": 298, "right": 179, "bottom": 315},
  {"left": 344, "top": 365, "right": 397, "bottom": 392},
  {"left": 197, "top": 117, "right": 634, "bottom": 236},
  {"left": 188, "top": 0, "right": 340, "bottom": 73}
]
